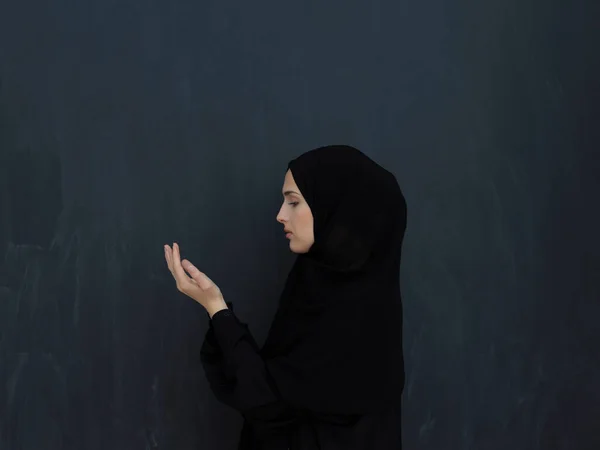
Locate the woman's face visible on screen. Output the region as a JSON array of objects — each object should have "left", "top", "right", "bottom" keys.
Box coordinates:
[{"left": 276, "top": 169, "right": 314, "bottom": 253}]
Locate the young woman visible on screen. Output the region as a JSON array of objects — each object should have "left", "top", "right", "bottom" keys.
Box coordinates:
[{"left": 164, "top": 145, "right": 407, "bottom": 449}]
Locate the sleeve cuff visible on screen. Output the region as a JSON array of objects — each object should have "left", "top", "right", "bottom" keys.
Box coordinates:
[
  {"left": 210, "top": 305, "right": 247, "bottom": 354},
  {"left": 207, "top": 301, "right": 234, "bottom": 321}
]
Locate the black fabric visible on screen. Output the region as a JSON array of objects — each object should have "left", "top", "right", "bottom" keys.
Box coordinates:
[
  {"left": 260, "top": 145, "right": 407, "bottom": 414},
  {"left": 200, "top": 145, "right": 407, "bottom": 449},
  {"left": 202, "top": 308, "right": 403, "bottom": 449}
]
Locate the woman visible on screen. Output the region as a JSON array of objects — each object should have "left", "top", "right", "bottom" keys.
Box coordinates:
[{"left": 164, "top": 145, "right": 407, "bottom": 449}]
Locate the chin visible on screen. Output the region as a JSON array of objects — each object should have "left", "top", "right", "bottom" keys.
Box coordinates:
[{"left": 289, "top": 240, "right": 312, "bottom": 254}]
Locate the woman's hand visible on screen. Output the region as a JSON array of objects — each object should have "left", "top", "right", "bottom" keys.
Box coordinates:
[{"left": 164, "top": 242, "right": 228, "bottom": 317}]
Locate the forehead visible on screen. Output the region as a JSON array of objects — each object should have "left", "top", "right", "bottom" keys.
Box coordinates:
[
  {"left": 282, "top": 169, "right": 300, "bottom": 192},
  {"left": 283, "top": 169, "right": 295, "bottom": 183}
]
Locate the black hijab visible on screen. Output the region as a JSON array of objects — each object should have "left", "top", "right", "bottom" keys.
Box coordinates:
[{"left": 259, "top": 145, "right": 407, "bottom": 416}]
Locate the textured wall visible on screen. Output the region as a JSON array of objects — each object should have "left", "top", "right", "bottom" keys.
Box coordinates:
[{"left": 1, "top": 0, "right": 598, "bottom": 448}]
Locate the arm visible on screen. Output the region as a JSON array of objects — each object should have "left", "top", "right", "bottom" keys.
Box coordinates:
[
  {"left": 200, "top": 304, "right": 298, "bottom": 438},
  {"left": 201, "top": 304, "right": 362, "bottom": 438}
]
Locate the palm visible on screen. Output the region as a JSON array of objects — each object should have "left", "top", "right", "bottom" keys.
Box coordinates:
[{"left": 164, "top": 243, "right": 223, "bottom": 308}]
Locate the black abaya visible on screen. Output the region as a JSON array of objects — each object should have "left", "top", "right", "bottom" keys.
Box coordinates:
[{"left": 201, "top": 303, "right": 403, "bottom": 449}]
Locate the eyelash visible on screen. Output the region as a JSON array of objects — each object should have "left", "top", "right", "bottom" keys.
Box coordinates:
[{"left": 288, "top": 202, "right": 299, "bottom": 207}]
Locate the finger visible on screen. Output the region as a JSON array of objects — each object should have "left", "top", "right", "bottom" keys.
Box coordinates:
[
  {"left": 164, "top": 245, "right": 171, "bottom": 269},
  {"left": 172, "top": 243, "right": 192, "bottom": 286},
  {"left": 182, "top": 259, "right": 212, "bottom": 290},
  {"left": 164, "top": 245, "right": 174, "bottom": 272}
]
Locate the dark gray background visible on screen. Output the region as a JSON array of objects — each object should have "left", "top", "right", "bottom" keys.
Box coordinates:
[{"left": 1, "top": 0, "right": 598, "bottom": 449}]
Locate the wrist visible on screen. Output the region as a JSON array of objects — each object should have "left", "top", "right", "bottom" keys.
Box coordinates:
[{"left": 206, "top": 299, "right": 228, "bottom": 319}]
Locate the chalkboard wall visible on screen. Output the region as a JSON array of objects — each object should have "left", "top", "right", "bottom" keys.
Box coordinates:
[{"left": 1, "top": 0, "right": 598, "bottom": 449}]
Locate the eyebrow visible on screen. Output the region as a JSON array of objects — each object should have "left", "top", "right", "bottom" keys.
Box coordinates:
[{"left": 283, "top": 190, "right": 300, "bottom": 196}]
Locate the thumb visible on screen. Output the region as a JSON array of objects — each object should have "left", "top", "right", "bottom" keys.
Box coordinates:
[{"left": 182, "top": 260, "right": 215, "bottom": 290}]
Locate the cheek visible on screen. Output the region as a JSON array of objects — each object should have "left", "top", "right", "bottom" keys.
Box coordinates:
[{"left": 300, "top": 212, "right": 314, "bottom": 237}]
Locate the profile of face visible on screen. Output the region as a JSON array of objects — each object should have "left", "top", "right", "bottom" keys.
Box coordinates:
[{"left": 276, "top": 169, "right": 315, "bottom": 253}]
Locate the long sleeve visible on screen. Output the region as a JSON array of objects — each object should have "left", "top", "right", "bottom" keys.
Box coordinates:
[{"left": 200, "top": 304, "right": 299, "bottom": 438}]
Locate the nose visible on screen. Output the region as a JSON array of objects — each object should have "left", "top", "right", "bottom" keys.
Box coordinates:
[{"left": 276, "top": 206, "right": 286, "bottom": 224}]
